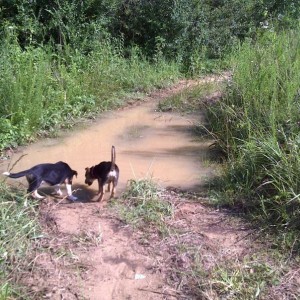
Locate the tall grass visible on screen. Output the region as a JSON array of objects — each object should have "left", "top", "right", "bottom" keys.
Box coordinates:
[
  {"left": 0, "top": 183, "right": 39, "bottom": 298},
  {"left": 207, "top": 25, "right": 300, "bottom": 231},
  {"left": 0, "top": 36, "right": 181, "bottom": 151}
]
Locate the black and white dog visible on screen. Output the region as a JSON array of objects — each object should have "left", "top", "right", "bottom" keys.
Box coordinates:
[{"left": 3, "top": 161, "right": 78, "bottom": 201}]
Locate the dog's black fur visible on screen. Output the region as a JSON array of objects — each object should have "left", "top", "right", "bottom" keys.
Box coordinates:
[
  {"left": 85, "top": 145, "right": 119, "bottom": 201},
  {"left": 3, "top": 161, "right": 78, "bottom": 201}
]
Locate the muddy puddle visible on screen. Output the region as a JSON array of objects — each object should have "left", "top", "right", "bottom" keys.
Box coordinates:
[{"left": 1, "top": 99, "right": 215, "bottom": 201}]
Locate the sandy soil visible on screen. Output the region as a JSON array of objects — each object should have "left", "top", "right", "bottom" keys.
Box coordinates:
[{"left": 22, "top": 190, "right": 254, "bottom": 300}]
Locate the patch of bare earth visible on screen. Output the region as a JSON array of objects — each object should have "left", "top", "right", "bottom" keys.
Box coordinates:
[{"left": 20, "top": 190, "right": 254, "bottom": 300}]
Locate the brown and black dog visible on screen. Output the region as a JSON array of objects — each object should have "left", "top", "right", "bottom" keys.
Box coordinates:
[{"left": 85, "top": 145, "right": 119, "bottom": 201}]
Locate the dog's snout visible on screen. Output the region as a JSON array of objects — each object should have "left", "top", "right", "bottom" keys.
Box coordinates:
[{"left": 85, "top": 179, "right": 92, "bottom": 186}]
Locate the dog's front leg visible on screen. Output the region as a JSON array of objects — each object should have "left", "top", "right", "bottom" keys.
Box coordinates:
[
  {"left": 97, "top": 179, "right": 102, "bottom": 195},
  {"left": 32, "top": 190, "right": 45, "bottom": 199},
  {"left": 66, "top": 183, "right": 77, "bottom": 201}
]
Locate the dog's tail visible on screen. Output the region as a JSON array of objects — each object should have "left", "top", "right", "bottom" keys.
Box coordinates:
[
  {"left": 3, "top": 169, "right": 30, "bottom": 179},
  {"left": 110, "top": 145, "right": 116, "bottom": 171}
]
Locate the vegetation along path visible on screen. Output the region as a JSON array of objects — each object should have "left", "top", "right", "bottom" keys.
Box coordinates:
[{"left": 2, "top": 75, "right": 298, "bottom": 299}]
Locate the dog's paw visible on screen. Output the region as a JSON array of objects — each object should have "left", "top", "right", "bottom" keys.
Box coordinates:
[
  {"left": 55, "top": 189, "right": 63, "bottom": 196},
  {"left": 67, "top": 195, "right": 78, "bottom": 201}
]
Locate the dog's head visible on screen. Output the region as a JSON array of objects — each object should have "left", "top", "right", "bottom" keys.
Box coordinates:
[
  {"left": 65, "top": 170, "right": 78, "bottom": 185},
  {"left": 85, "top": 167, "right": 94, "bottom": 186}
]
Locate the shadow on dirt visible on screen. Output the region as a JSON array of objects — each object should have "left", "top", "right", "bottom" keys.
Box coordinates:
[
  {"left": 38, "top": 183, "right": 98, "bottom": 203},
  {"left": 72, "top": 183, "right": 100, "bottom": 202}
]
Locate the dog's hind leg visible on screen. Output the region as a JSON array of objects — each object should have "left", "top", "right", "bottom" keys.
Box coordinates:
[
  {"left": 109, "top": 180, "right": 117, "bottom": 199},
  {"left": 107, "top": 182, "right": 111, "bottom": 192},
  {"left": 26, "top": 175, "right": 44, "bottom": 199},
  {"left": 55, "top": 185, "right": 63, "bottom": 196}
]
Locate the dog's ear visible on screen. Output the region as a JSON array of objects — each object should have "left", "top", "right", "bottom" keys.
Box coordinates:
[{"left": 85, "top": 167, "right": 89, "bottom": 171}]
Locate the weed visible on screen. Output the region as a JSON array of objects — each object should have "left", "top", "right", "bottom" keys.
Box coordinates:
[
  {"left": 112, "top": 178, "right": 173, "bottom": 235},
  {"left": 72, "top": 226, "right": 103, "bottom": 247},
  {"left": 209, "top": 257, "right": 279, "bottom": 299},
  {"left": 121, "top": 125, "right": 148, "bottom": 140},
  {"left": 0, "top": 183, "right": 39, "bottom": 298}
]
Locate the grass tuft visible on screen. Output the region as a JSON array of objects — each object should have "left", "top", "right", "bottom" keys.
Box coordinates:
[{"left": 112, "top": 178, "right": 173, "bottom": 235}]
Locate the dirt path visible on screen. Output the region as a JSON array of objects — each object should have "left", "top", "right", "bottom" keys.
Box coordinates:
[{"left": 2, "top": 75, "right": 262, "bottom": 299}]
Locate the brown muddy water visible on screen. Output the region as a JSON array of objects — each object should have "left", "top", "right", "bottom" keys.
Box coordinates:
[{"left": 1, "top": 100, "right": 215, "bottom": 201}]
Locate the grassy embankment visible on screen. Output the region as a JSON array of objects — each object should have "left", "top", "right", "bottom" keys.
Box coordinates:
[
  {"left": 0, "top": 40, "right": 181, "bottom": 151},
  {"left": 208, "top": 26, "right": 300, "bottom": 235}
]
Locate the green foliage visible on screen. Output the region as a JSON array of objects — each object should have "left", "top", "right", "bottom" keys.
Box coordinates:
[
  {"left": 207, "top": 25, "right": 300, "bottom": 229},
  {"left": 1, "top": 1, "right": 298, "bottom": 75},
  {"left": 0, "top": 183, "right": 39, "bottom": 298},
  {"left": 0, "top": 34, "right": 181, "bottom": 150}
]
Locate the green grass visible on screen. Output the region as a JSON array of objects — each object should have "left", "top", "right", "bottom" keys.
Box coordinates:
[
  {"left": 0, "top": 38, "right": 181, "bottom": 151},
  {"left": 0, "top": 183, "right": 40, "bottom": 299},
  {"left": 111, "top": 178, "right": 173, "bottom": 236},
  {"left": 206, "top": 25, "right": 300, "bottom": 233},
  {"left": 184, "top": 252, "right": 280, "bottom": 299},
  {"left": 157, "top": 80, "right": 223, "bottom": 113}
]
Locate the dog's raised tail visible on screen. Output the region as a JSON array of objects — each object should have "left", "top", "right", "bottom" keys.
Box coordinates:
[{"left": 111, "top": 145, "right": 116, "bottom": 171}]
